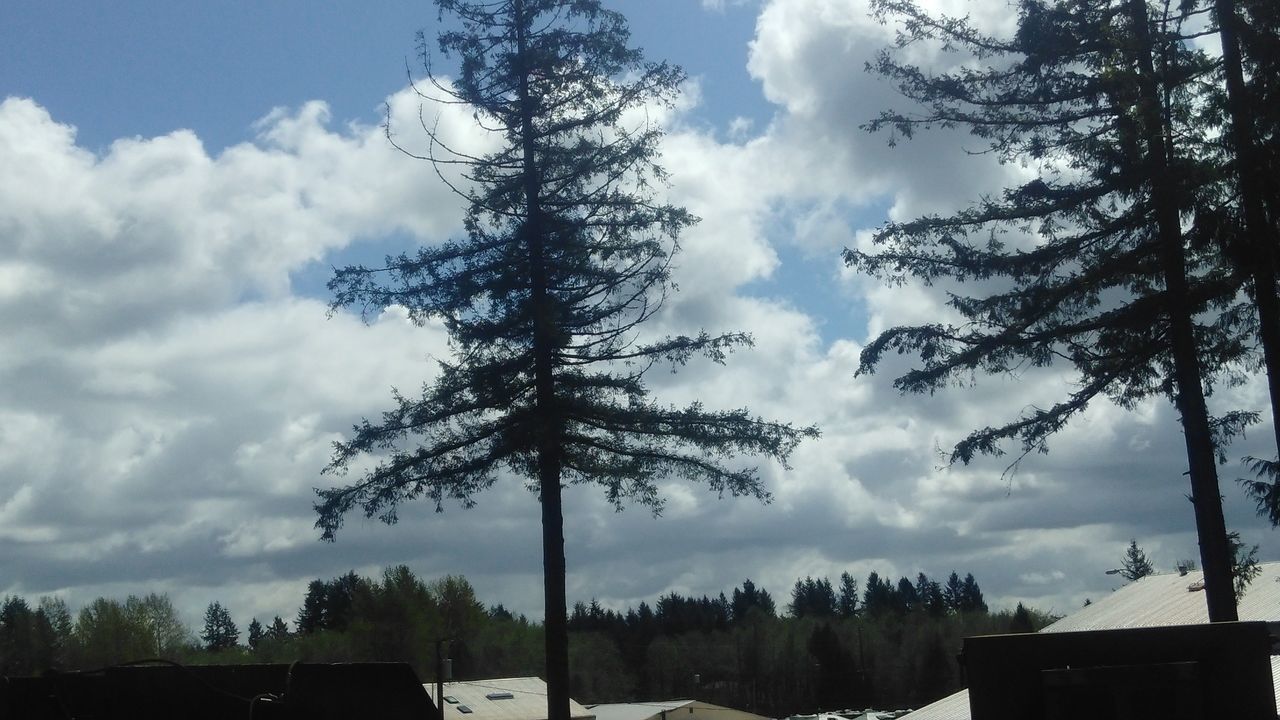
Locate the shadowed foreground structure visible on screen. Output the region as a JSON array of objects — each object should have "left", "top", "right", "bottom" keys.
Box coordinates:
[{"left": 904, "top": 563, "right": 1280, "bottom": 719}]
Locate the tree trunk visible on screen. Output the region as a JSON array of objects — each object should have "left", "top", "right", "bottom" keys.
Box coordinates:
[
  {"left": 1215, "top": 0, "right": 1280, "bottom": 457},
  {"left": 1127, "top": 0, "right": 1237, "bottom": 621},
  {"left": 538, "top": 449, "right": 570, "bottom": 720},
  {"left": 514, "top": 2, "right": 572, "bottom": 719}
]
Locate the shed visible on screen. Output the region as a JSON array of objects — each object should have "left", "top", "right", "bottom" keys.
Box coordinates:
[
  {"left": 903, "top": 561, "right": 1280, "bottom": 719},
  {"left": 424, "top": 677, "right": 595, "bottom": 720}
]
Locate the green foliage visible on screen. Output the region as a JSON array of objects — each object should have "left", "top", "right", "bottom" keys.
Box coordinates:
[
  {"left": 0, "top": 596, "right": 37, "bottom": 675},
  {"left": 836, "top": 572, "right": 859, "bottom": 618},
  {"left": 852, "top": 0, "right": 1250, "bottom": 620},
  {"left": 74, "top": 597, "right": 156, "bottom": 668},
  {"left": 127, "top": 593, "right": 192, "bottom": 657},
  {"left": 731, "top": 579, "right": 777, "bottom": 622},
  {"left": 862, "top": 572, "right": 896, "bottom": 616},
  {"left": 1227, "top": 531, "right": 1262, "bottom": 599},
  {"left": 853, "top": 0, "right": 1243, "bottom": 465},
  {"left": 0, "top": 566, "right": 1044, "bottom": 713},
  {"left": 1239, "top": 456, "right": 1280, "bottom": 526},
  {"left": 788, "top": 577, "right": 837, "bottom": 618},
  {"left": 1009, "top": 603, "right": 1035, "bottom": 633},
  {"left": 569, "top": 632, "right": 636, "bottom": 703},
  {"left": 247, "top": 618, "right": 264, "bottom": 649},
  {"left": 317, "top": 0, "right": 816, "bottom": 538},
  {"left": 319, "top": 5, "right": 816, "bottom": 716},
  {"left": 201, "top": 601, "right": 239, "bottom": 652},
  {"left": 1120, "top": 539, "right": 1156, "bottom": 581}
]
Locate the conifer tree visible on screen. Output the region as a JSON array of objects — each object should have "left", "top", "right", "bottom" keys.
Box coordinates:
[
  {"left": 1120, "top": 539, "right": 1156, "bottom": 581},
  {"left": 247, "top": 618, "right": 264, "bottom": 649},
  {"left": 837, "top": 572, "right": 859, "bottom": 618},
  {"left": 850, "top": 0, "right": 1244, "bottom": 620},
  {"left": 200, "top": 602, "right": 238, "bottom": 652},
  {"left": 267, "top": 615, "right": 290, "bottom": 641},
  {"left": 316, "top": 2, "right": 815, "bottom": 717}
]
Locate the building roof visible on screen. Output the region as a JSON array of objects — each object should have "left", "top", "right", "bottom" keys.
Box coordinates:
[
  {"left": 424, "top": 677, "right": 595, "bottom": 720},
  {"left": 588, "top": 699, "right": 771, "bottom": 720},
  {"left": 903, "top": 562, "right": 1280, "bottom": 720}
]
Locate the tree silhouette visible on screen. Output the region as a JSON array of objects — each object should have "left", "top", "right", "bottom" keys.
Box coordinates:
[
  {"left": 316, "top": 2, "right": 816, "bottom": 718},
  {"left": 837, "top": 572, "right": 859, "bottom": 618},
  {"left": 268, "top": 615, "right": 290, "bottom": 641},
  {"left": 200, "top": 602, "right": 238, "bottom": 652},
  {"left": 731, "top": 579, "right": 777, "bottom": 623},
  {"left": 247, "top": 618, "right": 264, "bottom": 649},
  {"left": 850, "top": 0, "right": 1246, "bottom": 620},
  {"left": 1120, "top": 539, "right": 1156, "bottom": 581},
  {"left": 788, "top": 576, "right": 837, "bottom": 618}
]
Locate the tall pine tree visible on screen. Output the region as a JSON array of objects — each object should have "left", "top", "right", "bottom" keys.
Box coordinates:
[
  {"left": 850, "top": 0, "right": 1247, "bottom": 620},
  {"left": 316, "top": 2, "right": 816, "bottom": 718}
]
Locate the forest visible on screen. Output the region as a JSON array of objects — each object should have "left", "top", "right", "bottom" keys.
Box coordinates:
[{"left": 0, "top": 566, "right": 1052, "bottom": 713}]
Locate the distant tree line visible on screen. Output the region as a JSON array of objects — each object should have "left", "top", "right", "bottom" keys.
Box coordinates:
[
  {"left": 562, "top": 569, "right": 1015, "bottom": 712},
  {"left": 0, "top": 566, "right": 1051, "bottom": 713}
]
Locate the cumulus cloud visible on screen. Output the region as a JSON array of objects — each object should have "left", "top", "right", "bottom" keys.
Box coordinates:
[{"left": 0, "top": 0, "right": 1274, "bottom": 631}]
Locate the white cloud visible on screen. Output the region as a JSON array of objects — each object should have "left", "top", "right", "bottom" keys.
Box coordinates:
[{"left": 0, "top": 0, "right": 1274, "bottom": 630}]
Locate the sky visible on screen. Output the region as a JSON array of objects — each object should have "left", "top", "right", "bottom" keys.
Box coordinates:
[{"left": 0, "top": 0, "right": 1275, "bottom": 634}]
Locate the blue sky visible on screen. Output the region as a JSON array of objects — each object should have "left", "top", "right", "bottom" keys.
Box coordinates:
[
  {"left": 0, "top": 0, "right": 1274, "bottom": 633},
  {"left": 1, "top": 1, "right": 768, "bottom": 151}
]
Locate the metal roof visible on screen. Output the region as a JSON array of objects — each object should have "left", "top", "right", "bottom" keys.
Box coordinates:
[
  {"left": 1042, "top": 563, "right": 1280, "bottom": 631},
  {"left": 589, "top": 700, "right": 693, "bottom": 720},
  {"left": 903, "top": 562, "right": 1280, "bottom": 720},
  {"left": 424, "top": 677, "right": 595, "bottom": 720},
  {"left": 588, "top": 699, "right": 772, "bottom": 720}
]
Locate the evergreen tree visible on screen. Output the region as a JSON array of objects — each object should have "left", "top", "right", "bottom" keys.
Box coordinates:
[
  {"left": 323, "top": 571, "right": 367, "bottom": 632},
  {"left": 861, "top": 572, "right": 896, "bottom": 616},
  {"left": 788, "top": 576, "right": 837, "bottom": 618},
  {"left": 942, "top": 572, "right": 964, "bottom": 614},
  {"left": 247, "top": 618, "right": 264, "bottom": 649},
  {"left": 837, "top": 572, "right": 859, "bottom": 618},
  {"left": 297, "top": 579, "right": 327, "bottom": 634},
  {"left": 850, "top": 0, "right": 1243, "bottom": 620},
  {"left": 1009, "top": 603, "right": 1035, "bottom": 633},
  {"left": 201, "top": 602, "right": 239, "bottom": 652},
  {"left": 1120, "top": 539, "right": 1156, "bottom": 581},
  {"left": 915, "top": 573, "right": 946, "bottom": 617},
  {"left": 1227, "top": 531, "right": 1262, "bottom": 599},
  {"left": 316, "top": 2, "right": 816, "bottom": 717},
  {"left": 268, "top": 615, "right": 291, "bottom": 641},
  {"left": 894, "top": 576, "right": 919, "bottom": 613},
  {"left": 0, "top": 596, "right": 35, "bottom": 675},
  {"left": 731, "top": 579, "right": 776, "bottom": 622},
  {"left": 959, "top": 574, "right": 988, "bottom": 613},
  {"left": 1211, "top": 0, "right": 1280, "bottom": 515}
]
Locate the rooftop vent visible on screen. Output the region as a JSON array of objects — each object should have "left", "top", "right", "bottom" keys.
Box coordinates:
[
  {"left": 486, "top": 692, "right": 515, "bottom": 700},
  {"left": 458, "top": 705, "right": 474, "bottom": 714}
]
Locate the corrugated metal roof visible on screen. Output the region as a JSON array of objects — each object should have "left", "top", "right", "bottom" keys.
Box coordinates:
[
  {"left": 903, "top": 562, "right": 1280, "bottom": 720},
  {"left": 896, "top": 689, "right": 971, "bottom": 720},
  {"left": 590, "top": 700, "right": 693, "bottom": 720},
  {"left": 1042, "top": 562, "right": 1280, "bottom": 632},
  {"left": 589, "top": 699, "right": 771, "bottom": 720},
  {"left": 424, "top": 677, "right": 595, "bottom": 720}
]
